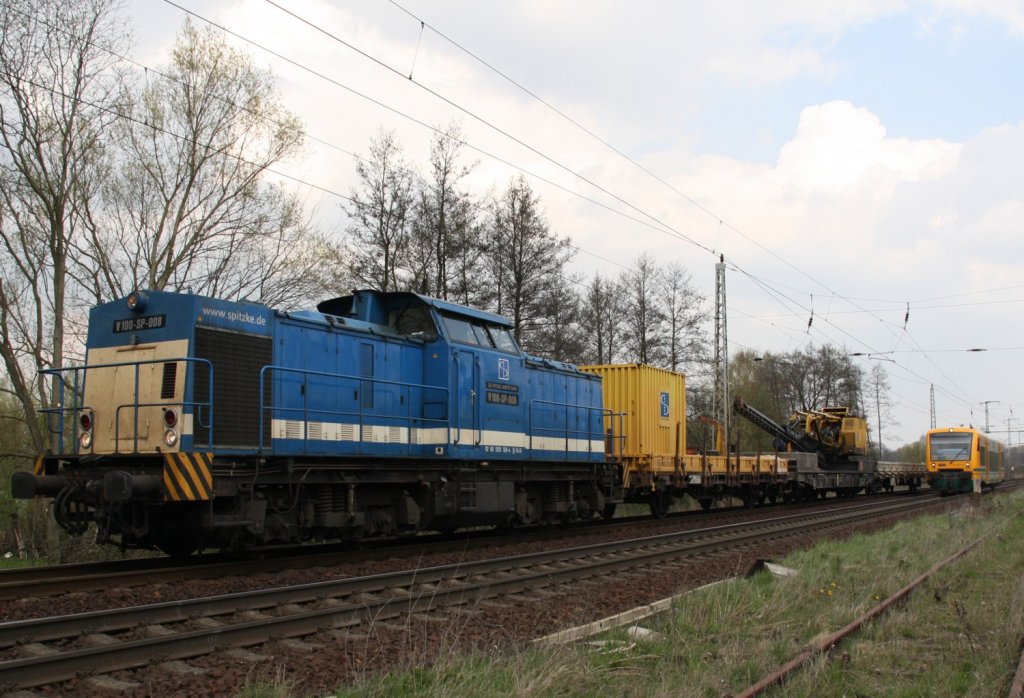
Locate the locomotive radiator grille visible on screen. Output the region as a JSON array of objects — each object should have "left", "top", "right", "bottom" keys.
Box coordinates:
[
  {"left": 163, "top": 452, "right": 214, "bottom": 501},
  {"left": 193, "top": 327, "right": 272, "bottom": 448}
]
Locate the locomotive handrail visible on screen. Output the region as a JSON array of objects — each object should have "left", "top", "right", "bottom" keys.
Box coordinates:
[
  {"left": 598, "top": 411, "right": 626, "bottom": 464},
  {"left": 257, "top": 365, "right": 449, "bottom": 455},
  {"left": 40, "top": 358, "right": 213, "bottom": 455},
  {"left": 526, "top": 398, "right": 612, "bottom": 460}
]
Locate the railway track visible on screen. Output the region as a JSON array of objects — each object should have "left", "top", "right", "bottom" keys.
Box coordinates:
[
  {"left": 0, "top": 489, "right": 932, "bottom": 601},
  {"left": 0, "top": 494, "right": 945, "bottom": 691}
]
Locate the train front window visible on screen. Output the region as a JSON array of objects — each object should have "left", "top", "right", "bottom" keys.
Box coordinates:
[
  {"left": 443, "top": 315, "right": 478, "bottom": 344},
  {"left": 929, "top": 432, "right": 973, "bottom": 461},
  {"left": 487, "top": 326, "right": 519, "bottom": 354},
  {"left": 389, "top": 304, "right": 437, "bottom": 341}
]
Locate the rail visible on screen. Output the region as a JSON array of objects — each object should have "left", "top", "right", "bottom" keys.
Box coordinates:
[
  {"left": 0, "top": 496, "right": 947, "bottom": 691},
  {"left": 40, "top": 358, "right": 213, "bottom": 454},
  {"left": 257, "top": 365, "right": 449, "bottom": 455}
]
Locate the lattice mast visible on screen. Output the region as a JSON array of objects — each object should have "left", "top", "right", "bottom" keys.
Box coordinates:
[
  {"left": 930, "top": 384, "right": 936, "bottom": 429},
  {"left": 713, "top": 255, "right": 729, "bottom": 451}
]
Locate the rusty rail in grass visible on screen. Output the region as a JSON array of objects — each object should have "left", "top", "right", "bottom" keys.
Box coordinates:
[
  {"left": 1010, "top": 644, "right": 1024, "bottom": 698},
  {"left": 737, "top": 510, "right": 1022, "bottom": 698}
]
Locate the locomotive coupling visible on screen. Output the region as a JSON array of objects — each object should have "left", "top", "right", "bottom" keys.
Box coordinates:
[
  {"left": 103, "top": 472, "right": 163, "bottom": 501},
  {"left": 11, "top": 471, "right": 66, "bottom": 499}
]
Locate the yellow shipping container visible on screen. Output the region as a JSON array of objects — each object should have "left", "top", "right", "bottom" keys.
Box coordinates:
[{"left": 579, "top": 364, "right": 686, "bottom": 471}]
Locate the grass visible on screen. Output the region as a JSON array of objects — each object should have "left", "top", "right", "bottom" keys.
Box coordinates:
[
  {"left": 268, "top": 491, "right": 1024, "bottom": 697},
  {"left": 0, "top": 554, "right": 38, "bottom": 570}
]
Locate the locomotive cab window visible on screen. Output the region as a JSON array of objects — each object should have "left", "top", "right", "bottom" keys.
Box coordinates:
[
  {"left": 487, "top": 326, "right": 519, "bottom": 354},
  {"left": 929, "top": 432, "right": 973, "bottom": 460},
  {"left": 471, "top": 324, "right": 494, "bottom": 347},
  {"left": 443, "top": 315, "right": 477, "bottom": 344},
  {"left": 388, "top": 303, "right": 437, "bottom": 341},
  {"left": 442, "top": 313, "right": 520, "bottom": 354}
]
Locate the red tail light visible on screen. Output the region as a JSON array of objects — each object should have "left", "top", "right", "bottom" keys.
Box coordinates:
[
  {"left": 80, "top": 412, "right": 92, "bottom": 432},
  {"left": 163, "top": 409, "right": 178, "bottom": 428}
]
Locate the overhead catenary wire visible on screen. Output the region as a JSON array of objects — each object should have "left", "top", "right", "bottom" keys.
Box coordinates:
[
  {"left": 372, "top": 0, "right": 999, "bottom": 422},
  {"left": 19, "top": 0, "right": 991, "bottom": 432},
  {"left": 166, "top": 3, "right": 961, "bottom": 377},
  {"left": 163, "top": 3, "right": 992, "bottom": 422},
  {"left": 379, "top": 0, "right": 939, "bottom": 344}
]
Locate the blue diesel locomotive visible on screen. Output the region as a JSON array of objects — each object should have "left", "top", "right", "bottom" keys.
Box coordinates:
[{"left": 13, "top": 290, "right": 621, "bottom": 554}]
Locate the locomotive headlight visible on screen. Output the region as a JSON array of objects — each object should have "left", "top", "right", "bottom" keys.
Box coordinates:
[
  {"left": 163, "top": 409, "right": 178, "bottom": 428},
  {"left": 79, "top": 431, "right": 93, "bottom": 449},
  {"left": 80, "top": 412, "right": 93, "bottom": 432},
  {"left": 163, "top": 429, "right": 178, "bottom": 447},
  {"left": 126, "top": 290, "right": 148, "bottom": 313}
]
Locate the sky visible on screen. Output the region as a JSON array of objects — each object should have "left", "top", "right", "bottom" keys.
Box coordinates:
[{"left": 124, "top": 0, "right": 1024, "bottom": 447}]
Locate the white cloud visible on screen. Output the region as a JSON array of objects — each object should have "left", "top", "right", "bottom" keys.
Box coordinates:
[
  {"left": 775, "top": 101, "right": 961, "bottom": 195},
  {"left": 921, "top": 0, "right": 1024, "bottom": 37}
]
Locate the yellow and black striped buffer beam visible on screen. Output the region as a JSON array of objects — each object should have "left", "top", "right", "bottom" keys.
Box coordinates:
[{"left": 162, "top": 452, "right": 214, "bottom": 501}]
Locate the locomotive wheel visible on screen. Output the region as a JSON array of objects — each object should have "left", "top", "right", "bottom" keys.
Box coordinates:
[{"left": 698, "top": 497, "right": 713, "bottom": 511}]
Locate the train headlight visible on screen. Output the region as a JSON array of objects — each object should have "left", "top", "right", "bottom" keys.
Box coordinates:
[
  {"left": 80, "top": 412, "right": 93, "bottom": 432},
  {"left": 163, "top": 429, "right": 178, "bottom": 447},
  {"left": 126, "top": 290, "right": 148, "bottom": 313},
  {"left": 79, "top": 431, "right": 93, "bottom": 449},
  {"left": 163, "top": 409, "right": 178, "bottom": 428}
]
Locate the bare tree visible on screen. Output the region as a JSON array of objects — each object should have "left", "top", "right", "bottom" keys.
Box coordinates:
[
  {"left": 345, "top": 129, "right": 415, "bottom": 292},
  {"left": 661, "top": 262, "right": 709, "bottom": 374},
  {"left": 619, "top": 254, "right": 665, "bottom": 365},
  {"left": 79, "top": 20, "right": 329, "bottom": 307},
  {"left": 484, "top": 176, "right": 574, "bottom": 345},
  {"left": 523, "top": 276, "right": 586, "bottom": 362},
  {"left": 866, "top": 361, "right": 896, "bottom": 458},
  {"left": 408, "top": 124, "right": 484, "bottom": 302},
  {"left": 0, "top": 0, "right": 126, "bottom": 452},
  {"left": 579, "top": 273, "right": 622, "bottom": 364},
  {"left": 779, "top": 344, "right": 862, "bottom": 413}
]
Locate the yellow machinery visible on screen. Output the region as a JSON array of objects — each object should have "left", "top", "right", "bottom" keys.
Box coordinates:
[
  {"left": 734, "top": 398, "right": 867, "bottom": 467},
  {"left": 790, "top": 407, "right": 869, "bottom": 461}
]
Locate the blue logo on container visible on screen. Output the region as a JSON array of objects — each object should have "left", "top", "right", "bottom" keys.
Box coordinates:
[{"left": 660, "top": 392, "right": 670, "bottom": 418}]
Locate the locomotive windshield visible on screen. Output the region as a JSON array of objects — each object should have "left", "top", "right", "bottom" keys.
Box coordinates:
[
  {"left": 929, "top": 432, "right": 974, "bottom": 461},
  {"left": 388, "top": 302, "right": 437, "bottom": 340},
  {"left": 441, "top": 313, "right": 519, "bottom": 353}
]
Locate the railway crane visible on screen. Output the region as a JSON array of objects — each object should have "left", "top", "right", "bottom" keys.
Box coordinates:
[{"left": 732, "top": 397, "right": 869, "bottom": 468}]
